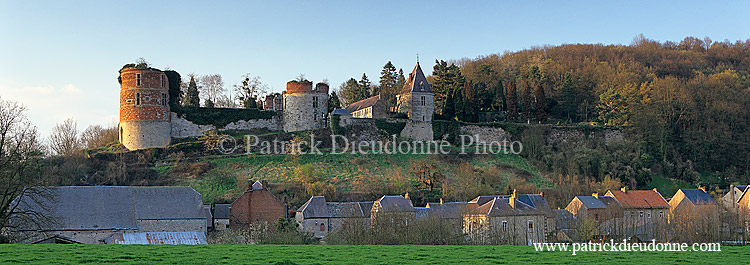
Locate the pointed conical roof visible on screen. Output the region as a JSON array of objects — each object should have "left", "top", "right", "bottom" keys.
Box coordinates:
[{"left": 401, "top": 62, "right": 432, "bottom": 94}]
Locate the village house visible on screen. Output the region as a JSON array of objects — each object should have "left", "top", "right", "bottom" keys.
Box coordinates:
[
  {"left": 295, "top": 196, "right": 373, "bottom": 239},
  {"left": 230, "top": 180, "right": 287, "bottom": 228},
  {"left": 213, "top": 204, "right": 231, "bottom": 231},
  {"left": 10, "top": 186, "right": 207, "bottom": 244},
  {"left": 371, "top": 195, "right": 416, "bottom": 226},
  {"left": 552, "top": 209, "right": 577, "bottom": 242},
  {"left": 463, "top": 191, "right": 547, "bottom": 245},
  {"left": 605, "top": 187, "right": 670, "bottom": 241},
  {"left": 565, "top": 193, "right": 624, "bottom": 238},
  {"left": 722, "top": 184, "right": 749, "bottom": 212},
  {"left": 469, "top": 192, "right": 556, "bottom": 239},
  {"left": 669, "top": 188, "right": 719, "bottom": 241},
  {"left": 346, "top": 95, "right": 387, "bottom": 119},
  {"left": 425, "top": 200, "right": 469, "bottom": 227}
]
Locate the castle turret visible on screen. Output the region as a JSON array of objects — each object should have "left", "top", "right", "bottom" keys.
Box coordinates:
[
  {"left": 118, "top": 66, "right": 171, "bottom": 150},
  {"left": 282, "top": 80, "right": 329, "bottom": 132}
]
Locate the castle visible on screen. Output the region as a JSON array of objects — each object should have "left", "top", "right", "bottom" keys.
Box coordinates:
[{"left": 118, "top": 63, "right": 433, "bottom": 151}]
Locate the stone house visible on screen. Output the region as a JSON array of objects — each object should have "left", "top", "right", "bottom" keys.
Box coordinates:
[
  {"left": 722, "top": 184, "right": 749, "bottom": 212},
  {"left": 213, "top": 204, "right": 230, "bottom": 231},
  {"left": 669, "top": 188, "right": 719, "bottom": 241},
  {"left": 371, "top": 195, "right": 416, "bottom": 226},
  {"left": 10, "top": 186, "right": 206, "bottom": 244},
  {"left": 346, "top": 95, "right": 387, "bottom": 119},
  {"left": 469, "top": 193, "right": 556, "bottom": 239},
  {"left": 605, "top": 188, "right": 670, "bottom": 241},
  {"left": 463, "top": 191, "right": 546, "bottom": 245},
  {"left": 295, "top": 196, "right": 373, "bottom": 239},
  {"left": 230, "top": 181, "right": 287, "bottom": 228},
  {"left": 565, "top": 193, "right": 624, "bottom": 238},
  {"left": 425, "top": 201, "right": 468, "bottom": 227}
]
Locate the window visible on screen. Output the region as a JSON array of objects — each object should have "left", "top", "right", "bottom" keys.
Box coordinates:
[
  {"left": 136, "top": 74, "right": 141, "bottom": 86},
  {"left": 161, "top": 74, "right": 167, "bottom": 88},
  {"left": 136, "top": 93, "right": 141, "bottom": 105},
  {"left": 313, "top": 96, "right": 318, "bottom": 108},
  {"left": 421, "top": 96, "right": 426, "bottom": 106},
  {"left": 314, "top": 114, "right": 317, "bottom": 122},
  {"left": 419, "top": 81, "right": 424, "bottom": 91},
  {"left": 422, "top": 115, "right": 425, "bottom": 121},
  {"left": 659, "top": 211, "right": 664, "bottom": 218},
  {"left": 161, "top": 93, "right": 167, "bottom": 106},
  {"left": 528, "top": 220, "right": 534, "bottom": 233},
  {"left": 594, "top": 213, "right": 599, "bottom": 221},
  {"left": 639, "top": 211, "right": 644, "bottom": 218},
  {"left": 320, "top": 223, "right": 325, "bottom": 231},
  {"left": 502, "top": 221, "right": 508, "bottom": 231},
  {"left": 647, "top": 212, "right": 651, "bottom": 218}
]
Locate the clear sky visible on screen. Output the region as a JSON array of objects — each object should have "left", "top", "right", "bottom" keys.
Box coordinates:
[{"left": 1, "top": 0, "right": 749, "bottom": 136}]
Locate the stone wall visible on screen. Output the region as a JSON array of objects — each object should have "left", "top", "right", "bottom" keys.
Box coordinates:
[
  {"left": 119, "top": 120, "right": 171, "bottom": 150},
  {"left": 459, "top": 125, "right": 509, "bottom": 143},
  {"left": 170, "top": 112, "right": 281, "bottom": 138},
  {"left": 282, "top": 92, "right": 328, "bottom": 132},
  {"left": 401, "top": 120, "right": 434, "bottom": 141},
  {"left": 136, "top": 219, "right": 207, "bottom": 234},
  {"left": 18, "top": 229, "right": 137, "bottom": 244},
  {"left": 347, "top": 118, "right": 382, "bottom": 142}
]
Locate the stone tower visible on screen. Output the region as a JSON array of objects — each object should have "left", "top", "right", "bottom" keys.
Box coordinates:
[
  {"left": 118, "top": 66, "right": 171, "bottom": 150},
  {"left": 282, "top": 80, "right": 329, "bottom": 132},
  {"left": 396, "top": 62, "right": 435, "bottom": 141}
]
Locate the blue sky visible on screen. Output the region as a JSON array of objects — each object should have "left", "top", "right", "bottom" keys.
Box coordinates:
[{"left": 1, "top": 0, "right": 749, "bottom": 136}]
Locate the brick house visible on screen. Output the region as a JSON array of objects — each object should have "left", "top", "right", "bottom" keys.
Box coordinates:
[
  {"left": 605, "top": 188, "right": 669, "bottom": 241},
  {"left": 230, "top": 181, "right": 287, "bottom": 228}
]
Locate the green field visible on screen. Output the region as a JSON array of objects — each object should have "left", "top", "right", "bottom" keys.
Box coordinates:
[{"left": 0, "top": 244, "right": 743, "bottom": 264}]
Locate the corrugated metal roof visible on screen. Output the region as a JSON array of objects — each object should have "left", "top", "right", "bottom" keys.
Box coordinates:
[{"left": 103, "top": 232, "right": 207, "bottom": 245}]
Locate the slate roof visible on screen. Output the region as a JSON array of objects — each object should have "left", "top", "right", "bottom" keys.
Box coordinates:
[
  {"left": 678, "top": 189, "right": 717, "bottom": 205},
  {"left": 415, "top": 207, "right": 430, "bottom": 219},
  {"left": 426, "top": 202, "right": 468, "bottom": 219},
  {"left": 13, "top": 186, "right": 205, "bottom": 231},
  {"left": 468, "top": 194, "right": 553, "bottom": 216},
  {"left": 375, "top": 195, "right": 415, "bottom": 212},
  {"left": 606, "top": 189, "right": 669, "bottom": 209},
  {"left": 331, "top": 108, "right": 352, "bottom": 115},
  {"left": 214, "top": 204, "right": 231, "bottom": 219},
  {"left": 345, "top": 95, "right": 380, "bottom": 113},
  {"left": 575, "top": 196, "right": 608, "bottom": 209},
  {"left": 297, "top": 196, "right": 373, "bottom": 219},
  {"left": 400, "top": 62, "right": 432, "bottom": 94},
  {"left": 554, "top": 209, "right": 576, "bottom": 230},
  {"left": 470, "top": 198, "right": 543, "bottom": 216}
]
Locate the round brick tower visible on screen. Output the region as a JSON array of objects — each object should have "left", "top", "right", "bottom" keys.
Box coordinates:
[
  {"left": 282, "top": 81, "right": 329, "bottom": 132},
  {"left": 118, "top": 66, "right": 171, "bottom": 150}
]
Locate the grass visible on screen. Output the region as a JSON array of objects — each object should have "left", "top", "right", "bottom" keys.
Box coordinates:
[
  {"left": 649, "top": 175, "right": 694, "bottom": 197},
  {"left": 170, "top": 151, "right": 547, "bottom": 204},
  {"left": 0, "top": 244, "right": 742, "bottom": 264}
]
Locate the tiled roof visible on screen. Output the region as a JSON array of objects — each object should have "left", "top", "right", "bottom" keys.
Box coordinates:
[
  {"left": 345, "top": 95, "right": 380, "bottom": 113},
  {"left": 400, "top": 62, "right": 432, "bottom": 94},
  {"left": 13, "top": 186, "right": 205, "bottom": 231},
  {"left": 606, "top": 190, "right": 669, "bottom": 209},
  {"left": 678, "top": 189, "right": 716, "bottom": 205}
]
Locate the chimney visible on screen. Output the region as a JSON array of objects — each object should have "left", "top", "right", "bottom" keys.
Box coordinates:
[
  {"left": 698, "top": 186, "right": 706, "bottom": 192},
  {"left": 592, "top": 192, "right": 599, "bottom": 199},
  {"left": 510, "top": 196, "right": 517, "bottom": 209},
  {"left": 247, "top": 179, "right": 254, "bottom": 191},
  {"left": 731, "top": 184, "right": 736, "bottom": 208},
  {"left": 539, "top": 192, "right": 544, "bottom": 198},
  {"left": 404, "top": 192, "right": 410, "bottom": 200},
  {"left": 652, "top": 188, "right": 658, "bottom": 192},
  {"left": 621, "top": 187, "right": 627, "bottom": 193},
  {"left": 440, "top": 198, "right": 444, "bottom": 204},
  {"left": 512, "top": 189, "right": 518, "bottom": 199}
]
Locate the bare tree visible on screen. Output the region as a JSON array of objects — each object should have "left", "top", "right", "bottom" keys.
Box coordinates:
[
  {"left": 0, "top": 97, "right": 53, "bottom": 243},
  {"left": 80, "top": 124, "right": 118, "bottom": 149},
  {"left": 48, "top": 118, "right": 81, "bottom": 157},
  {"left": 234, "top": 74, "right": 268, "bottom": 109},
  {"left": 199, "top": 74, "right": 225, "bottom": 105}
]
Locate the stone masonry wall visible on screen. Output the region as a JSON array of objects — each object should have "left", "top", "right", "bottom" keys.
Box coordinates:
[
  {"left": 283, "top": 92, "right": 328, "bottom": 132},
  {"left": 170, "top": 112, "right": 281, "bottom": 138},
  {"left": 136, "top": 219, "right": 207, "bottom": 234}
]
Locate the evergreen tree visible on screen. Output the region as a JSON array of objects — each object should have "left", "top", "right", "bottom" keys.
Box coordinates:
[
  {"left": 506, "top": 79, "right": 518, "bottom": 121},
  {"left": 204, "top": 98, "right": 215, "bottom": 108},
  {"left": 521, "top": 79, "right": 533, "bottom": 119},
  {"left": 358, "top": 73, "right": 372, "bottom": 97},
  {"left": 558, "top": 72, "right": 577, "bottom": 122},
  {"left": 341, "top": 78, "right": 368, "bottom": 104},
  {"left": 534, "top": 82, "right": 547, "bottom": 122},
  {"left": 328, "top": 91, "right": 342, "bottom": 112},
  {"left": 185, "top": 76, "right": 200, "bottom": 107},
  {"left": 396, "top": 68, "right": 406, "bottom": 91},
  {"left": 378, "top": 61, "right": 398, "bottom": 111}
]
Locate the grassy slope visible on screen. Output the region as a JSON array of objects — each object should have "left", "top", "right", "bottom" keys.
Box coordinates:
[
  {"left": 1, "top": 244, "right": 741, "bottom": 264},
  {"left": 163, "top": 152, "right": 544, "bottom": 204}
]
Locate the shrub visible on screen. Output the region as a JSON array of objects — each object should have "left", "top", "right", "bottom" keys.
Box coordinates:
[{"left": 173, "top": 106, "right": 276, "bottom": 127}]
